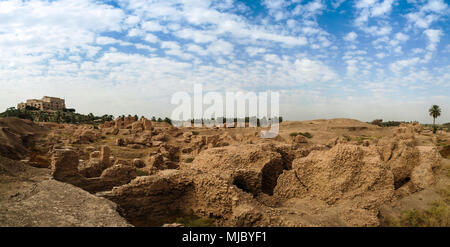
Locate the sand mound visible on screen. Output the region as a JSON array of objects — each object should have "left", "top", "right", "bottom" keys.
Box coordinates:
[{"left": 0, "top": 117, "right": 48, "bottom": 160}]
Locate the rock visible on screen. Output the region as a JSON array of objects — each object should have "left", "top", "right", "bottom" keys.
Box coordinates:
[
  {"left": 71, "top": 129, "right": 101, "bottom": 144},
  {"left": 192, "top": 144, "right": 286, "bottom": 196},
  {"left": 131, "top": 121, "right": 144, "bottom": 132},
  {"left": 102, "top": 127, "right": 119, "bottom": 135},
  {"left": 51, "top": 149, "right": 81, "bottom": 182},
  {"left": 28, "top": 153, "right": 51, "bottom": 168},
  {"left": 153, "top": 133, "right": 167, "bottom": 141},
  {"left": 78, "top": 159, "right": 104, "bottom": 178},
  {"left": 116, "top": 138, "right": 125, "bottom": 146},
  {"left": 84, "top": 146, "right": 96, "bottom": 153},
  {"left": 410, "top": 146, "right": 442, "bottom": 189},
  {"left": 152, "top": 141, "right": 163, "bottom": 147},
  {"left": 293, "top": 135, "right": 308, "bottom": 143},
  {"left": 0, "top": 156, "right": 131, "bottom": 226},
  {"left": 145, "top": 154, "right": 165, "bottom": 171},
  {"left": 90, "top": 151, "right": 100, "bottom": 159},
  {"left": 100, "top": 145, "right": 111, "bottom": 168},
  {"left": 132, "top": 158, "right": 146, "bottom": 168},
  {"left": 100, "top": 164, "right": 137, "bottom": 185},
  {"left": 141, "top": 118, "right": 152, "bottom": 131},
  {"left": 129, "top": 144, "right": 145, "bottom": 149},
  {"left": 274, "top": 144, "right": 395, "bottom": 209},
  {"left": 162, "top": 223, "right": 184, "bottom": 227},
  {"left": 124, "top": 116, "right": 137, "bottom": 128}
]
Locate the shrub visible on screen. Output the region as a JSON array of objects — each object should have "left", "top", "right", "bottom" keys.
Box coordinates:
[
  {"left": 184, "top": 157, "right": 194, "bottom": 163},
  {"left": 299, "top": 132, "right": 312, "bottom": 138},
  {"left": 381, "top": 121, "right": 404, "bottom": 127},
  {"left": 371, "top": 119, "right": 383, "bottom": 126},
  {"left": 192, "top": 131, "right": 200, "bottom": 135},
  {"left": 136, "top": 169, "right": 149, "bottom": 176},
  {"left": 290, "top": 132, "right": 312, "bottom": 138},
  {"left": 384, "top": 200, "right": 450, "bottom": 227}
]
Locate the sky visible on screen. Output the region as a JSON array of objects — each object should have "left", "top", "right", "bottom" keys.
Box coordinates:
[{"left": 0, "top": 0, "right": 449, "bottom": 123}]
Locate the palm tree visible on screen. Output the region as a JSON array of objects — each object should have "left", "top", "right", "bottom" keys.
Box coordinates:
[{"left": 428, "top": 105, "right": 441, "bottom": 127}]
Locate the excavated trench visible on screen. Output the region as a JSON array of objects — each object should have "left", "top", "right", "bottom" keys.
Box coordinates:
[
  {"left": 104, "top": 150, "right": 296, "bottom": 226},
  {"left": 108, "top": 182, "right": 197, "bottom": 227},
  {"left": 440, "top": 145, "right": 450, "bottom": 159}
]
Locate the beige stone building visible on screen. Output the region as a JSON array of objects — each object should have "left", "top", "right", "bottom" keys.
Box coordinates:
[{"left": 17, "top": 96, "right": 66, "bottom": 111}]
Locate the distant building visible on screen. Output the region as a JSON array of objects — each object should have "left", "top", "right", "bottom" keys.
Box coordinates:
[{"left": 17, "top": 96, "right": 66, "bottom": 111}]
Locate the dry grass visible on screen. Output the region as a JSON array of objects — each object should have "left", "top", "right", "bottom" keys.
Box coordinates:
[
  {"left": 175, "top": 215, "right": 215, "bottom": 227},
  {"left": 383, "top": 200, "right": 449, "bottom": 227}
]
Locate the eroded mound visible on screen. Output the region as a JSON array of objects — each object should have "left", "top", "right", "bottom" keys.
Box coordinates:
[
  {"left": 0, "top": 156, "right": 130, "bottom": 226},
  {"left": 0, "top": 118, "right": 48, "bottom": 160}
]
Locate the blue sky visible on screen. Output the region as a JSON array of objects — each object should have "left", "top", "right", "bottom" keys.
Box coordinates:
[{"left": 0, "top": 0, "right": 449, "bottom": 123}]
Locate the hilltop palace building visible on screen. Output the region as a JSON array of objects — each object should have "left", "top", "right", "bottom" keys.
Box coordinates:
[{"left": 17, "top": 96, "right": 66, "bottom": 111}]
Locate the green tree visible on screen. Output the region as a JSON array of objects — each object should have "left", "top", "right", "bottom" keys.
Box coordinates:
[
  {"left": 429, "top": 105, "right": 441, "bottom": 127},
  {"left": 163, "top": 117, "right": 172, "bottom": 125}
]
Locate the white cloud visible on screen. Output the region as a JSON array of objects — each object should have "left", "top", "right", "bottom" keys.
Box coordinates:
[
  {"left": 390, "top": 57, "right": 420, "bottom": 73},
  {"left": 144, "top": 33, "right": 159, "bottom": 43},
  {"left": 141, "top": 21, "right": 163, "bottom": 32},
  {"left": 424, "top": 29, "right": 443, "bottom": 51},
  {"left": 422, "top": 0, "right": 448, "bottom": 13},
  {"left": 371, "top": 0, "right": 394, "bottom": 17},
  {"left": 174, "top": 28, "right": 217, "bottom": 43},
  {"left": 344, "top": 32, "right": 358, "bottom": 41},
  {"left": 376, "top": 53, "right": 386, "bottom": 58},
  {"left": 245, "top": 47, "right": 267, "bottom": 56},
  {"left": 207, "top": 40, "right": 234, "bottom": 55},
  {"left": 406, "top": 0, "right": 448, "bottom": 29}
]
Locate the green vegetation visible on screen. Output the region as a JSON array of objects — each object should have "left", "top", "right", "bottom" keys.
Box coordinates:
[
  {"left": 136, "top": 169, "right": 149, "bottom": 176},
  {"left": 401, "top": 201, "right": 449, "bottom": 227},
  {"left": 383, "top": 201, "right": 449, "bottom": 227},
  {"left": 175, "top": 215, "right": 215, "bottom": 227},
  {"left": 299, "top": 132, "right": 312, "bottom": 138},
  {"left": 0, "top": 107, "right": 113, "bottom": 124},
  {"left": 429, "top": 105, "right": 442, "bottom": 133},
  {"left": 369, "top": 119, "right": 408, "bottom": 127},
  {"left": 290, "top": 132, "right": 312, "bottom": 138},
  {"left": 384, "top": 189, "right": 450, "bottom": 227},
  {"left": 192, "top": 131, "right": 200, "bottom": 135},
  {"left": 184, "top": 157, "right": 194, "bottom": 163},
  {"left": 443, "top": 123, "right": 450, "bottom": 131}
]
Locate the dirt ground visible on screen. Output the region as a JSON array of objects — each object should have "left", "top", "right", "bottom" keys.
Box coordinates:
[{"left": 1, "top": 117, "right": 449, "bottom": 226}]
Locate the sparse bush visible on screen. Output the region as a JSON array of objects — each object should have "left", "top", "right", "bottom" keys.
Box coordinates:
[
  {"left": 371, "top": 119, "right": 383, "bottom": 126},
  {"left": 299, "top": 132, "right": 312, "bottom": 138},
  {"left": 136, "top": 169, "right": 149, "bottom": 176},
  {"left": 192, "top": 131, "right": 199, "bottom": 135},
  {"left": 381, "top": 121, "right": 404, "bottom": 127},
  {"left": 290, "top": 132, "right": 312, "bottom": 138},
  {"left": 184, "top": 157, "right": 194, "bottom": 163},
  {"left": 384, "top": 200, "right": 450, "bottom": 227}
]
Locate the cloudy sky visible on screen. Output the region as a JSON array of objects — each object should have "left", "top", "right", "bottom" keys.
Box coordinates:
[{"left": 1, "top": 0, "right": 449, "bottom": 123}]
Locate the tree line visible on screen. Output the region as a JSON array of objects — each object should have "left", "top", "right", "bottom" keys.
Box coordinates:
[{"left": 0, "top": 107, "right": 113, "bottom": 124}]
